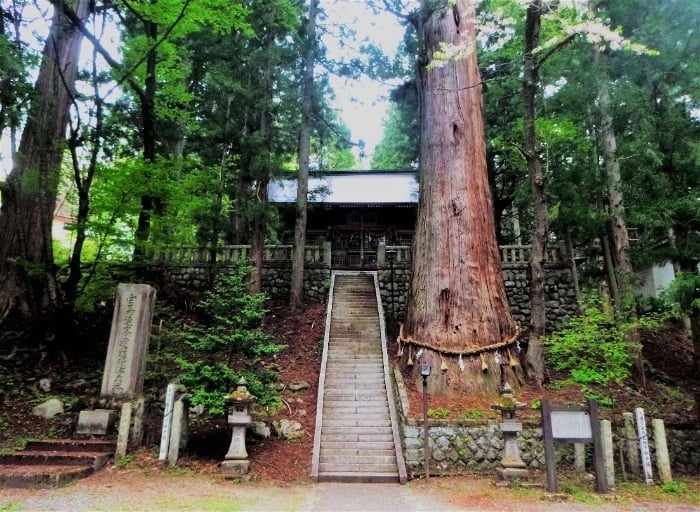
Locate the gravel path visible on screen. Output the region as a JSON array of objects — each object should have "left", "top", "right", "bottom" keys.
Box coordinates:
[{"left": 1, "top": 470, "right": 698, "bottom": 511}]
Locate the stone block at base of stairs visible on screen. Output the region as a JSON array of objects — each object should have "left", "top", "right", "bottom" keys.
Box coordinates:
[{"left": 317, "top": 471, "right": 400, "bottom": 484}]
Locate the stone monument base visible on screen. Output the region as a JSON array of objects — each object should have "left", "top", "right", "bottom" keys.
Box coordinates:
[
  {"left": 221, "top": 460, "right": 250, "bottom": 478},
  {"left": 76, "top": 409, "right": 117, "bottom": 435},
  {"left": 496, "top": 466, "right": 530, "bottom": 480}
]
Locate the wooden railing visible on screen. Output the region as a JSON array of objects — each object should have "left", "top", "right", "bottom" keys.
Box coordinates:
[
  {"left": 153, "top": 244, "right": 329, "bottom": 265},
  {"left": 500, "top": 244, "right": 565, "bottom": 265},
  {"left": 153, "top": 242, "right": 565, "bottom": 266}
]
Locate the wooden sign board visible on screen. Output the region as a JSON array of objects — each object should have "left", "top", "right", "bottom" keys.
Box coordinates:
[{"left": 542, "top": 399, "right": 607, "bottom": 494}]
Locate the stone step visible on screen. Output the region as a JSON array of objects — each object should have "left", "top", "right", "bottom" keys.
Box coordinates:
[
  {"left": 322, "top": 400, "right": 389, "bottom": 409},
  {"left": 323, "top": 405, "right": 389, "bottom": 415},
  {"left": 324, "top": 377, "right": 385, "bottom": 385},
  {"left": 320, "top": 433, "right": 395, "bottom": 443},
  {"left": 24, "top": 439, "right": 116, "bottom": 454},
  {"left": 0, "top": 464, "right": 95, "bottom": 488},
  {"left": 323, "top": 393, "right": 387, "bottom": 401},
  {"left": 317, "top": 471, "right": 399, "bottom": 484},
  {"left": 321, "top": 426, "right": 393, "bottom": 436},
  {"left": 0, "top": 452, "right": 111, "bottom": 468},
  {"left": 319, "top": 440, "right": 396, "bottom": 451},
  {"left": 318, "top": 462, "right": 398, "bottom": 473},
  {"left": 321, "top": 419, "right": 391, "bottom": 428},
  {"left": 320, "top": 454, "right": 397, "bottom": 465},
  {"left": 320, "top": 448, "right": 396, "bottom": 457}
]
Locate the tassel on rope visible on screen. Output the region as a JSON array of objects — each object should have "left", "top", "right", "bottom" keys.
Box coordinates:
[
  {"left": 440, "top": 353, "right": 448, "bottom": 372},
  {"left": 508, "top": 348, "right": 519, "bottom": 367},
  {"left": 396, "top": 337, "right": 403, "bottom": 357},
  {"left": 480, "top": 353, "right": 488, "bottom": 372},
  {"left": 407, "top": 346, "right": 413, "bottom": 367},
  {"left": 458, "top": 353, "right": 464, "bottom": 372}
]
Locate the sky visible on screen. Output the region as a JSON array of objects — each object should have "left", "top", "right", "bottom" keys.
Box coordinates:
[
  {"left": 320, "top": 1, "right": 408, "bottom": 166},
  {"left": 0, "top": 1, "right": 408, "bottom": 176}
]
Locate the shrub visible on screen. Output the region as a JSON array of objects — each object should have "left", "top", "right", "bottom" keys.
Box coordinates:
[
  {"left": 176, "top": 262, "right": 285, "bottom": 414},
  {"left": 544, "top": 295, "right": 647, "bottom": 402}
]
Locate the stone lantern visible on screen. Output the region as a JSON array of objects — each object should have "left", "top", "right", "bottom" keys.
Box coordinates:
[
  {"left": 492, "top": 382, "right": 529, "bottom": 481},
  {"left": 221, "top": 377, "right": 256, "bottom": 478}
]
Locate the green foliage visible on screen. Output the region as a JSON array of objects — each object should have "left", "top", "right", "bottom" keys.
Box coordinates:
[
  {"left": 660, "top": 480, "right": 689, "bottom": 494},
  {"left": 115, "top": 455, "right": 134, "bottom": 469},
  {"left": 183, "top": 263, "right": 285, "bottom": 357},
  {"left": 661, "top": 271, "right": 700, "bottom": 315},
  {"left": 174, "top": 263, "right": 284, "bottom": 415},
  {"left": 178, "top": 361, "right": 281, "bottom": 415},
  {"left": 544, "top": 295, "right": 643, "bottom": 398},
  {"left": 427, "top": 407, "right": 450, "bottom": 419}
]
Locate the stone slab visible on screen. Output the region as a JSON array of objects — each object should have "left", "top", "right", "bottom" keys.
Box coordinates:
[
  {"left": 76, "top": 409, "right": 117, "bottom": 436},
  {"left": 101, "top": 283, "right": 156, "bottom": 400}
]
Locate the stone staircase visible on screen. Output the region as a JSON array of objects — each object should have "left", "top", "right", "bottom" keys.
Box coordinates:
[
  {"left": 311, "top": 272, "right": 406, "bottom": 483},
  {"left": 0, "top": 439, "right": 115, "bottom": 488}
]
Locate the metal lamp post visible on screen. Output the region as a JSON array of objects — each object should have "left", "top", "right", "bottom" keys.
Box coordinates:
[{"left": 420, "top": 362, "right": 431, "bottom": 482}]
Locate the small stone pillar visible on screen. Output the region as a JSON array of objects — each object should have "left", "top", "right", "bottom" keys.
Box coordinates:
[
  {"left": 221, "top": 378, "right": 256, "bottom": 478},
  {"left": 492, "top": 383, "right": 529, "bottom": 481}
]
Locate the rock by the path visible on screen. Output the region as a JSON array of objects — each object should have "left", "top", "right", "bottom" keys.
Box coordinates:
[
  {"left": 250, "top": 421, "right": 271, "bottom": 439},
  {"left": 32, "top": 398, "right": 64, "bottom": 419},
  {"left": 272, "top": 419, "right": 305, "bottom": 441},
  {"left": 39, "top": 378, "right": 52, "bottom": 393},
  {"left": 289, "top": 380, "right": 310, "bottom": 392}
]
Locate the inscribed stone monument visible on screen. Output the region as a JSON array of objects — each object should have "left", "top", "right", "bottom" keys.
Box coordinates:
[{"left": 100, "top": 283, "right": 156, "bottom": 400}]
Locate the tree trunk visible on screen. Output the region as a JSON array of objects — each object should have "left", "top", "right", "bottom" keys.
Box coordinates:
[
  {"left": 523, "top": 0, "right": 547, "bottom": 387},
  {"left": 133, "top": 19, "right": 159, "bottom": 263},
  {"left": 594, "top": 37, "right": 646, "bottom": 392},
  {"left": 0, "top": 0, "right": 89, "bottom": 320},
  {"left": 289, "top": 0, "right": 318, "bottom": 309},
  {"left": 401, "top": 0, "right": 521, "bottom": 396}
]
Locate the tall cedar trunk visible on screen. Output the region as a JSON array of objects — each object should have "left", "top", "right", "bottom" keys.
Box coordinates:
[
  {"left": 133, "top": 19, "right": 158, "bottom": 263},
  {"left": 594, "top": 39, "right": 646, "bottom": 392},
  {"left": 523, "top": 0, "right": 547, "bottom": 387},
  {"left": 402, "top": 0, "right": 521, "bottom": 396},
  {"left": 289, "top": 0, "right": 318, "bottom": 308},
  {"left": 0, "top": 0, "right": 89, "bottom": 319},
  {"left": 249, "top": 41, "right": 274, "bottom": 295}
]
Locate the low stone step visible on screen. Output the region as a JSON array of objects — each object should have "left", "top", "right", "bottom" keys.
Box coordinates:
[
  {"left": 25, "top": 439, "right": 116, "bottom": 454},
  {"left": 322, "top": 419, "right": 391, "bottom": 428},
  {"left": 320, "top": 454, "right": 397, "bottom": 465},
  {"left": 320, "top": 448, "right": 396, "bottom": 457},
  {"left": 318, "top": 462, "right": 398, "bottom": 473},
  {"left": 0, "top": 464, "right": 95, "bottom": 488},
  {"left": 317, "top": 471, "right": 399, "bottom": 484},
  {"left": 323, "top": 393, "right": 387, "bottom": 402},
  {"left": 320, "top": 440, "right": 396, "bottom": 451},
  {"left": 323, "top": 405, "right": 389, "bottom": 415},
  {"left": 0, "top": 452, "right": 111, "bottom": 468},
  {"left": 322, "top": 426, "right": 393, "bottom": 436},
  {"left": 320, "top": 433, "right": 395, "bottom": 443},
  {"left": 322, "top": 400, "right": 389, "bottom": 409}
]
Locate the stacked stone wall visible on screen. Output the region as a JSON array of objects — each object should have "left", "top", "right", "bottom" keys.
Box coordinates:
[
  {"left": 378, "top": 263, "right": 579, "bottom": 332},
  {"left": 393, "top": 369, "right": 700, "bottom": 477}
]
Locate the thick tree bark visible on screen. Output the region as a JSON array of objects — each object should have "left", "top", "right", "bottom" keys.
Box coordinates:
[
  {"left": 289, "top": 0, "right": 318, "bottom": 309},
  {"left": 594, "top": 38, "right": 646, "bottom": 392},
  {"left": 402, "top": 0, "right": 521, "bottom": 396},
  {"left": 0, "top": 0, "right": 89, "bottom": 319},
  {"left": 523, "top": 0, "right": 547, "bottom": 388}
]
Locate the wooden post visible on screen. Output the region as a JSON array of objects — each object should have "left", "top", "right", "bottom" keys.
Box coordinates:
[{"left": 541, "top": 399, "right": 558, "bottom": 493}]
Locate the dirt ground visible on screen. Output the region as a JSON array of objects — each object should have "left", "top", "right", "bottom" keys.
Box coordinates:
[{"left": 1, "top": 468, "right": 699, "bottom": 512}]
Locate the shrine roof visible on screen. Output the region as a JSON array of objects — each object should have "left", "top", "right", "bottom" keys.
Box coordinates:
[{"left": 269, "top": 170, "right": 419, "bottom": 205}]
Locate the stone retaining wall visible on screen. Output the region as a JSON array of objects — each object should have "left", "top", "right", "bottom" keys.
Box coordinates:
[
  {"left": 392, "top": 368, "right": 700, "bottom": 478},
  {"left": 377, "top": 263, "right": 579, "bottom": 332}
]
